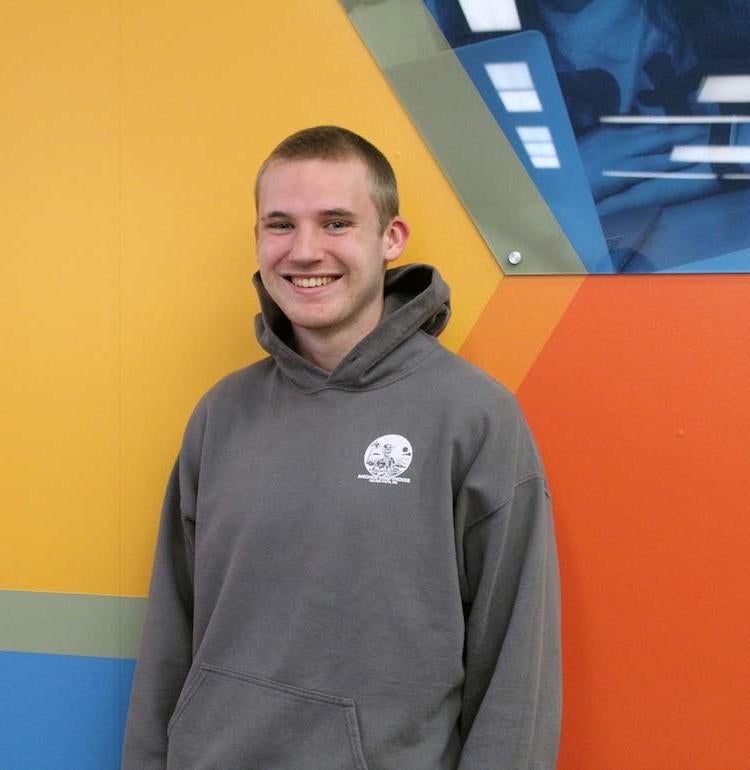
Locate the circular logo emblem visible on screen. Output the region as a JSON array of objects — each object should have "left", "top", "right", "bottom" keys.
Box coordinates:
[{"left": 363, "top": 434, "right": 413, "bottom": 479}]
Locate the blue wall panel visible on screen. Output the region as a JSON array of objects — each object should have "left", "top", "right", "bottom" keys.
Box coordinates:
[{"left": 0, "top": 651, "right": 135, "bottom": 770}]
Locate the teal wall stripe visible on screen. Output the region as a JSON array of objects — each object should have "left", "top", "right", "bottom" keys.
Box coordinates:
[{"left": 0, "top": 589, "right": 145, "bottom": 659}]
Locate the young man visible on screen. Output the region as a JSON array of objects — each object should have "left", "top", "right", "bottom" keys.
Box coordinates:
[{"left": 122, "top": 126, "right": 561, "bottom": 769}]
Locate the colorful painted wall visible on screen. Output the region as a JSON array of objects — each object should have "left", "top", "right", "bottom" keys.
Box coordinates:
[{"left": 1, "top": 2, "right": 748, "bottom": 768}]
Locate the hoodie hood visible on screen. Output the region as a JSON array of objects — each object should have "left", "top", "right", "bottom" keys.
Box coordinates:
[{"left": 252, "top": 263, "right": 451, "bottom": 392}]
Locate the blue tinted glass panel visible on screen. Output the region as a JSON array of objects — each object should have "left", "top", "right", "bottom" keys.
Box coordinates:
[{"left": 425, "top": 0, "right": 750, "bottom": 273}]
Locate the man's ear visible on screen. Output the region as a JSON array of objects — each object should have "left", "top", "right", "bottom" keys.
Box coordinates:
[{"left": 383, "top": 216, "right": 410, "bottom": 264}]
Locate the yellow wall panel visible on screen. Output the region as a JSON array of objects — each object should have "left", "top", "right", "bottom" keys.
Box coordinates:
[
  {"left": 1, "top": 1, "right": 121, "bottom": 592},
  {"left": 2, "top": 2, "right": 499, "bottom": 596}
]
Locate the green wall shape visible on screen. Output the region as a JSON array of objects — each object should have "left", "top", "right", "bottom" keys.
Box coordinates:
[{"left": 0, "top": 590, "right": 145, "bottom": 659}]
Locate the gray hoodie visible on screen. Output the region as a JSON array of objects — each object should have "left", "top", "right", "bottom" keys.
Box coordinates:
[{"left": 122, "top": 264, "right": 561, "bottom": 769}]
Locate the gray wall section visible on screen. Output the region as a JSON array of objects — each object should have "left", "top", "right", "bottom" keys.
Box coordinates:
[
  {"left": 0, "top": 589, "right": 145, "bottom": 659},
  {"left": 343, "top": 0, "right": 586, "bottom": 274}
]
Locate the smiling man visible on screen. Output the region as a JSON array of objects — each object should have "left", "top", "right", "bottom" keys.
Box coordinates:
[
  {"left": 122, "top": 126, "right": 561, "bottom": 770},
  {"left": 254, "top": 148, "right": 409, "bottom": 372}
]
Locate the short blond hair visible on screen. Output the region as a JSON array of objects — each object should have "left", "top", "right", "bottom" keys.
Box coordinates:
[{"left": 255, "top": 126, "right": 399, "bottom": 232}]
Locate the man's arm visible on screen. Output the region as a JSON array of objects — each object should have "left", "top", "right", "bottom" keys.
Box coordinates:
[
  {"left": 455, "top": 408, "right": 562, "bottom": 769},
  {"left": 122, "top": 404, "right": 203, "bottom": 768}
]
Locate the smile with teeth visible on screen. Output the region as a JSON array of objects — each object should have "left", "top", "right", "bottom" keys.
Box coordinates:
[{"left": 288, "top": 275, "right": 339, "bottom": 288}]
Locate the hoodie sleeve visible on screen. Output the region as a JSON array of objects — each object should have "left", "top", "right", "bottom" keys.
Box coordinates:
[
  {"left": 455, "top": 407, "right": 562, "bottom": 770},
  {"left": 121, "top": 404, "right": 204, "bottom": 769}
]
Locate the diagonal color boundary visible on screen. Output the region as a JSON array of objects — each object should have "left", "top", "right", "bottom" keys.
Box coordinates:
[
  {"left": 460, "top": 275, "right": 585, "bottom": 392},
  {"left": 0, "top": 589, "right": 145, "bottom": 659}
]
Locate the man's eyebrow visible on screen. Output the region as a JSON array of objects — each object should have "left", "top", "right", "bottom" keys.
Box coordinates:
[
  {"left": 320, "top": 208, "right": 357, "bottom": 218},
  {"left": 261, "top": 208, "right": 357, "bottom": 220}
]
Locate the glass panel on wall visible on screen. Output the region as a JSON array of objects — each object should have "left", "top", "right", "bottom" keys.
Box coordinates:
[{"left": 343, "top": 0, "right": 750, "bottom": 274}]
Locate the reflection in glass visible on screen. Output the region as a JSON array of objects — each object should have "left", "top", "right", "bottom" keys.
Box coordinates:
[
  {"left": 698, "top": 76, "right": 750, "bottom": 104},
  {"left": 457, "top": 0, "right": 521, "bottom": 32}
]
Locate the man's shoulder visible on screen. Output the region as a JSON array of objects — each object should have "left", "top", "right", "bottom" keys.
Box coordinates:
[
  {"left": 183, "top": 357, "right": 274, "bottom": 429},
  {"left": 427, "top": 343, "right": 520, "bottom": 416},
  {"left": 202, "top": 357, "right": 274, "bottom": 403},
  {"left": 426, "top": 345, "right": 546, "bottom": 498}
]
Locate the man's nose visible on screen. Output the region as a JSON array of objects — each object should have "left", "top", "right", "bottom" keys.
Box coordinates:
[{"left": 289, "top": 225, "right": 321, "bottom": 263}]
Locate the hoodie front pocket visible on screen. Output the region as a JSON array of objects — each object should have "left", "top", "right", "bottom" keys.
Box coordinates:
[{"left": 166, "top": 663, "right": 369, "bottom": 770}]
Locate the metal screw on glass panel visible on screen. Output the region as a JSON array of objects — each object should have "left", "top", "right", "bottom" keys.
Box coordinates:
[{"left": 507, "top": 250, "right": 522, "bottom": 266}]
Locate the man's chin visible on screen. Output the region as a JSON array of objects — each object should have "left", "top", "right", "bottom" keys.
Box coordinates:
[{"left": 285, "top": 311, "right": 341, "bottom": 333}]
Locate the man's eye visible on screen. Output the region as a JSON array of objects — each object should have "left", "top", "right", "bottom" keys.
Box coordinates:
[
  {"left": 267, "top": 222, "right": 292, "bottom": 230},
  {"left": 326, "top": 221, "right": 349, "bottom": 230}
]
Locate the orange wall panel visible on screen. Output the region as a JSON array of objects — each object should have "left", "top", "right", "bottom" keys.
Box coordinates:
[{"left": 517, "top": 275, "right": 750, "bottom": 769}]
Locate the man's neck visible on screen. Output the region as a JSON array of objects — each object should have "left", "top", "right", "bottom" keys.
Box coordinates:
[
  {"left": 293, "top": 308, "right": 383, "bottom": 374},
  {"left": 293, "top": 333, "right": 350, "bottom": 373}
]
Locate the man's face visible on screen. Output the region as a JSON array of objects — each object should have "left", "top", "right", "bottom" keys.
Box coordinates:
[{"left": 256, "top": 157, "right": 408, "bottom": 344}]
